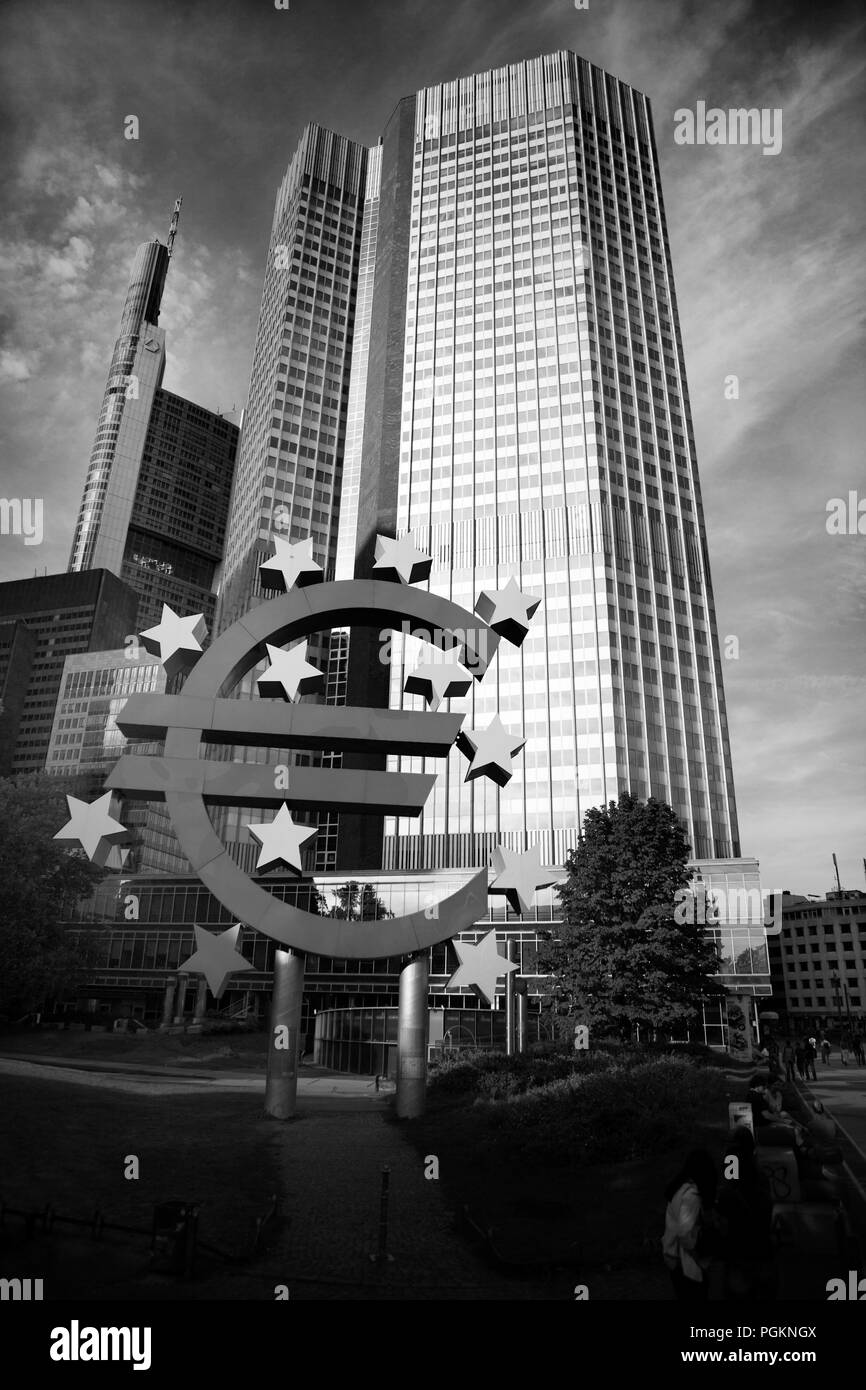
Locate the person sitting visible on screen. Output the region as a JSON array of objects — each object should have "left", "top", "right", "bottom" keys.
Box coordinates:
[
  {"left": 662, "top": 1149, "right": 720, "bottom": 1301},
  {"left": 807, "top": 1100, "right": 837, "bottom": 1146},
  {"left": 717, "top": 1128, "right": 775, "bottom": 1300}
]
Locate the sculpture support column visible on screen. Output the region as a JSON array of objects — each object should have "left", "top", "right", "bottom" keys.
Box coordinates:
[
  {"left": 173, "top": 974, "right": 187, "bottom": 1025},
  {"left": 193, "top": 978, "right": 208, "bottom": 1022},
  {"left": 505, "top": 940, "right": 518, "bottom": 1055},
  {"left": 396, "top": 952, "right": 429, "bottom": 1119},
  {"left": 159, "top": 977, "right": 176, "bottom": 1031},
  {"left": 265, "top": 949, "right": 305, "bottom": 1120},
  {"left": 516, "top": 987, "right": 527, "bottom": 1056}
]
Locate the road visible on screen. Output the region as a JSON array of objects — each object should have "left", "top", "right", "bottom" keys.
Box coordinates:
[{"left": 798, "top": 1061, "right": 866, "bottom": 1163}]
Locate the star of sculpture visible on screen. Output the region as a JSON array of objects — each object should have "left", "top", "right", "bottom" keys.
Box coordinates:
[
  {"left": 257, "top": 642, "right": 324, "bottom": 701},
  {"left": 446, "top": 929, "right": 519, "bottom": 1008},
  {"left": 178, "top": 924, "right": 253, "bottom": 1000},
  {"left": 456, "top": 715, "right": 526, "bottom": 786},
  {"left": 474, "top": 578, "right": 541, "bottom": 647},
  {"left": 489, "top": 844, "right": 565, "bottom": 915},
  {"left": 246, "top": 803, "right": 318, "bottom": 874},
  {"left": 373, "top": 533, "right": 433, "bottom": 585},
  {"left": 404, "top": 652, "right": 474, "bottom": 710},
  {"left": 259, "top": 536, "right": 323, "bottom": 592},
  {"left": 140, "top": 604, "right": 208, "bottom": 679},
  {"left": 53, "top": 792, "right": 132, "bottom": 867}
]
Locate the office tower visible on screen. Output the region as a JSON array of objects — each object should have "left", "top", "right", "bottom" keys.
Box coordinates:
[
  {"left": 119, "top": 389, "right": 238, "bottom": 630},
  {"left": 0, "top": 621, "right": 38, "bottom": 774},
  {"left": 68, "top": 203, "right": 239, "bottom": 630},
  {"left": 214, "top": 124, "right": 368, "bottom": 874},
  {"left": 216, "top": 125, "right": 367, "bottom": 627},
  {"left": 45, "top": 647, "right": 167, "bottom": 872},
  {"left": 770, "top": 890, "right": 866, "bottom": 1030},
  {"left": 0, "top": 571, "right": 138, "bottom": 774},
  {"left": 349, "top": 51, "right": 741, "bottom": 877}
]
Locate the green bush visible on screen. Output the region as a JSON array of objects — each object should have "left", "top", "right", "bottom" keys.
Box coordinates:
[{"left": 474, "top": 1057, "right": 726, "bottom": 1166}]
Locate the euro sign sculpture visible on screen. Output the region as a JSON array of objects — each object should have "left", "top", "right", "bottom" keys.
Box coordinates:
[{"left": 105, "top": 576, "right": 510, "bottom": 958}]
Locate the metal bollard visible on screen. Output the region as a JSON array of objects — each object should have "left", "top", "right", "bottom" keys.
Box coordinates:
[{"left": 369, "top": 1164, "right": 394, "bottom": 1263}]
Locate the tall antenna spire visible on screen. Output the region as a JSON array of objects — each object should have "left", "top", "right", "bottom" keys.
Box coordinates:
[{"left": 166, "top": 197, "right": 182, "bottom": 259}]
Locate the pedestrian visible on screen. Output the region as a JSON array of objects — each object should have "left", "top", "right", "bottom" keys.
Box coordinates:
[
  {"left": 781, "top": 1039, "right": 795, "bottom": 1084},
  {"left": 853, "top": 1034, "right": 864, "bottom": 1066},
  {"left": 821, "top": 1036, "right": 831, "bottom": 1065},
  {"left": 803, "top": 1037, "right": 818, "bottom": 1081},
  {"left": 662, "top": 1149, "right": 720, "bottom": 1302},
  {"left": 717, "top": 1127, "right": 775, "bottom": 1300},
  {"left": 794, "top": 1040, "right": 806, "bottom": 1080}
]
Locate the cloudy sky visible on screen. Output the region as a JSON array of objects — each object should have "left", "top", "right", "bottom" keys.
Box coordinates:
[{"left": 1, "top": 0, "right": 863, "bottom": 895}]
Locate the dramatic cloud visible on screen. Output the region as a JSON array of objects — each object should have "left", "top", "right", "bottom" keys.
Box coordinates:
[{"left": 0, "top": 0, "right": 862, "bottom": 894}]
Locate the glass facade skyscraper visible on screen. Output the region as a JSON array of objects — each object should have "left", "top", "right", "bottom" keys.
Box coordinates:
[
  {"left": 68, "top": 211, "right": 239, "bottom": 632},
  {"left": 350, "top": 53, "right": 740, "bottom": 875}
]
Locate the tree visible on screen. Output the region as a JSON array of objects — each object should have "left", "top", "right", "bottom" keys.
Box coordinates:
[
  {"left": 0, "top": 775, "right": 109, "bottom": 1018},
  {"left": 327, "top": 880, "right": 392, "bottom": 921},
  {"left": 537, "top": 792, "right": 724, "bottom": 1041}
]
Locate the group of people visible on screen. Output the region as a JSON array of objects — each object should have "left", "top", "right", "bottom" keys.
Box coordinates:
[
  {"left": 767, "top": 1031, "right": 865, "bottom": 1077},
  {"left": 662, "top": 1090, "right": 839, "bottom": 1300},
  {"left": 780, "top": 1037, "right": 818, "bottom": 1081}
]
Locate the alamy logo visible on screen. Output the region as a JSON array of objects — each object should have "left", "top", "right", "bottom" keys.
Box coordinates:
[
  {"left": 49, "top": 1321, "right": 152, "bottom": 1371},
  {"left": 674, "top": 885, "right": 783, "bottom": 934},
  {"left": 0, "top": 497, "right": 43, "bottom": 546},
  {"left": 674, "top": 102, "right": 782, "bottom": 156},
  {"left": 0, "top": 1277, "right": 43, "bottom": 1300},
  {"left": 826, "top": 1271, "right": 866, "bottom": 1300}
]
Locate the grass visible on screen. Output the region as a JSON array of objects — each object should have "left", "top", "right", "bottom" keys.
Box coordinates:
[
  {"left": 397, "top": 1050, "right": 740, "bottom": 1298},
  {"left": 0, "top": 1025, "right": 272, "bottom": 1071},
  {"left": 0, "top": 1074, "right": 286, "bottom": 1299}
]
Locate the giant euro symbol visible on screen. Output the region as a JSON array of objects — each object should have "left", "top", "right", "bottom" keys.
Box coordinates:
[{"left": 106, "top": 580, "right": 497, "bottom": 960}]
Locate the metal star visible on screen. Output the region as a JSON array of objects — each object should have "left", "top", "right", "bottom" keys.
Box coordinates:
[
  {"left": 373, "top": 533, "right": 433, "bottom": 585},
  {"left": 446, "top": 929, "right": 519, "bottom": 1008},
  {"left": 259, "top": 536, "right": 323, "bottom": 592},
  {"left": 474, "top": 578, "right": 541, "bottom": 647},
  {"left": 246, "top": 803, "right": 318, "bottom": 874},
  {"left": 178, "top": 924, "right": 253, "bottom": 1000},
  {"left": 140, "top": 605, "right": 208, "bottom": 679},
  {"left": 456, "top": 716, "right": 526, "bottom": 786},
  {"left": 54, "top": 792, "right": 132, "bottom": 867},
  {"left": 257, "top": 642, "right": 324, "bottom": 701},
  {"left": 489, "top": 845, "right": 564, "bottom": 915},
  {"left": 404, "top": 653, "right": 474, "bottom": 710}
]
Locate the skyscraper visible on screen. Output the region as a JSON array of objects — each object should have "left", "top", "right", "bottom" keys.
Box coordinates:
[
  {"left": 352, "top": 52, "right": 740, "bottom": 877},
  {"left": 214, "top": 124, "right": 369, "bottom": 874},
  {"left": 0, "top": 570, "right": 139, "bottom": 775},
  {"left": 68, "top": 202, "right": 239, "bottom": 630}
]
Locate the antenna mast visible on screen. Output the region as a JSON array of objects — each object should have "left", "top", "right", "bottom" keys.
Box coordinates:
[{"left": 166, "top": 197, "right": 182, "bottom": 259}]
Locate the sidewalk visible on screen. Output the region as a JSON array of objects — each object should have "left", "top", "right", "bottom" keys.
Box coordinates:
[
  {"left": 0, "top": 1052, "right": 395, "bottom": 1099},
  {"left": 257, "top": 1105, "right": 556, "bottom": 1300}
]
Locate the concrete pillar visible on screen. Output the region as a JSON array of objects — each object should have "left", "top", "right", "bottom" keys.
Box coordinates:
[
  {"left": 173, "top": 974, "right": 187, "bottom": 1025},
  {"left": 193, "top": 978, "right": 208, "bottom": 1021},
  {"left": 264, "top": 950, "right": 305, "bottom": 1120},
  {"left": 516, "top": 988, "right": 528, "bottom": 1056},
  {"left": 396, "top": 952, "right": 429, "bottom": 1119},
  {"left": 159, "top": 977, "right": 176, "bottom": 1031},
  {"left": 505, "top": 940, "right": 518, "bottom": 1055}
]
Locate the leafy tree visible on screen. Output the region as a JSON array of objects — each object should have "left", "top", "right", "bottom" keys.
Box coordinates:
[
  {"left": 327, "top": 880, "right": 392, "bottom": 921},
  {"left": 0, "top": 774, "right": 109, "bottom": 1018},
  {"left": 537, "top": 792, "right": 724, "bottom": 1041}
]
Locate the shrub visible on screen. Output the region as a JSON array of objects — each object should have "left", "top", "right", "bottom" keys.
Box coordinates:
[{"left": 474, "top": 1057, "right": 726, "bottom": 1167}]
